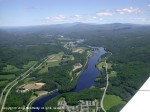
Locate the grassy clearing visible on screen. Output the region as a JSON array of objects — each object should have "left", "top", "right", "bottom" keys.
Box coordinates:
[
  {"left": 23, "top": 61, "right": 37, "bottom": 69},
  {"left": 39, "top": 52, "right": 74, "bottom": 74},
  {"left": 38, "top": 61, "right": 60, "bottom": 74},
  {"left": 72, "top": 47, "right": 85, "bottom": 54},
  {"left": 63, "top": 55, "right": 74, "bottom": 61},
  {"left": 0, "top": 74, "right": 16, "bottom": 80},
  {"left": 104, "top": 94, "right": 124, "bottom": 111},
  {"left": 3, "top": 65, "right": 19, "bottom": 73},
  {"left": 109, "top": 71, "right": 117, "bottom": 77},
  {"left": 47, "top": 53, "right": 63, "bottom": 62},
  {"left": 24, "top": 77, "right": 35, "bottom": 84},
  {"left": 107, "top": 63, "right": 112, "bottom": 69},
  {"left": 97, "top": 61, "right": 105, "bottom": 71}
]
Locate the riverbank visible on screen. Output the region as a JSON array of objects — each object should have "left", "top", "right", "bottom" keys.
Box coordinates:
[
  {"left": 43, "top": 47, "right": 106, "bottom": 112},
  {"left": 26, "top": 89, "right": 58, "bottom": 112},
  {"left": 30, "top": 49, "right": 93, "bottom": 111}
]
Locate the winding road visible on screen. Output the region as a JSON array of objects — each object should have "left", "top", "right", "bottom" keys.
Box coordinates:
[
  {"left": 100, "top": 59, "right": 109, "bottom": 112},
  {"left": 100, "top": 52, "right": 112, "bottom": 112}
]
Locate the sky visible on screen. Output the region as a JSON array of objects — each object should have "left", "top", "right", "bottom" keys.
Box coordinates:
[{"left": 0, "top": 0, "right": 150, "bottom": 26}]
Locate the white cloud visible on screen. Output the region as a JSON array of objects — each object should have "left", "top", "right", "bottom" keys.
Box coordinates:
[
  {"left": 45, "top": 15, "right": 66, "bottom": 22},
  {"left": 69, "top": 14, "right": 84, "bottom": 22},
  {"left": 96, "top": 12, "right": 112, "bottom": 16},
  {"left": 44, "top": 14, "right": 84, "bottom": 23},
  {"left": 148, "top": 4, "right": 150, "bottom": 7},
  {"left": 116, "top": 7, "right": 141, "bottom": 14},
  {"left": 74, "top": 14, "right": 80, "bottom": 17}
]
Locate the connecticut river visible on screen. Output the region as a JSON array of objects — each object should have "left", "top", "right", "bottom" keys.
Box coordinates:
[{"left": 31, "top": 47, "right": 106, "bottom": 112}]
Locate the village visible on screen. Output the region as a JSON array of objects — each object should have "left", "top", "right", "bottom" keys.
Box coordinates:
[{"left": 57, "top": 97, "right": 100, "bottom": 112}]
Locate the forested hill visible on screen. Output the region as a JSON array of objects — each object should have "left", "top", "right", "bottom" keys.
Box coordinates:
[{"left": 1, "top": 23, "right": 150, "bottom": 46}]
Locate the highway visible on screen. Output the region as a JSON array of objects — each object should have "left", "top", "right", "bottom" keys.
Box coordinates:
[{"left": 0, "top": 57, "right": 48, "bottom": 112}]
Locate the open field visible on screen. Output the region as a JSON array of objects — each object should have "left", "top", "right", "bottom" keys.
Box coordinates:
[
  {"left": 3, "top": 65, "right": 19, "bottom": 73},
  {"left": 18, "top": 82, "right": 45, "bottom": 90},
  {"left": 0, "top": 74, "right": 15, "bottom": 80},
  {"left": 35, "top": 91, "right": 49, "bottom": 96},
  {"left": 23, "top": 77, "right": 35, "bottom": 84},
  {"left": 97, "top": 61, "right": 105, "bottom": 71},
  {"left": 109, "top": 71, "right": 117, "bottom": 77},
  {"left": 104, "top": 94, "right": 125, "bottom": 111},
  {"left": 23, "top": 61, "right": 38, "bottom": 69},
  {"left": 38, "top": 52, "right": 74, "bottom": 74},
  {"left": 97, "top": 60, "right": 112, "bottom": 72},
  {"left": 107, "top": 63, "right": 112, "bottom": 69},
  {"left": 72, "top": 47, "right": 87, "bottom": 54},
  {"left": 38, "top": 61, "right": 61, "bottom": 73}
]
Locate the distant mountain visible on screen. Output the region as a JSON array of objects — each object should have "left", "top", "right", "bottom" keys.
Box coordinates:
[
  {"left": 1, "top": 23, "right": 149, "bottom": 34},
  {"left": 0, "top": 23, "right": 150, "bottom": 46}
]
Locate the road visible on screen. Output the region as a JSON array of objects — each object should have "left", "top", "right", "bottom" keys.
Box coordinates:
[
  {"left": 100, "top": 51, "right": 112, "bottom": 112},
  {"left": 100, "top": 59, "right": 109, "bottom": 112},
  {"left": 0, "top": 57, "right": 48, "bottom": 112},
  {"left": 0, "top": 65, "right": 35, "bottom": 103}
]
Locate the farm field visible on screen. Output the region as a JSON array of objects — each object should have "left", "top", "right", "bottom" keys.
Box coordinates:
[
  {"left": 38, "top": 52, "right": 74, "bottom": 74},
  {"left": 104, "top": 94, "right": 125, "bottom": 111}
]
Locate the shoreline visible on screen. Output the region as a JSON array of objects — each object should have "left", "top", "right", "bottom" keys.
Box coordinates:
[
  {"left": 30, "top": 47, "right": 104, "bottom": 112},
  {"left": 30, "top": 49, "right": 93, "bottom": 111},
  {"left": 26, "top": 89, "right": 58, "bottom": 112}
]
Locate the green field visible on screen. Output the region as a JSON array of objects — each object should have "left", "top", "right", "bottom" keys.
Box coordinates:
[
  {"left": 97, "top": 61, "right": 105, "bottom": 71},
  {"left": 23, "top": 77, "right": 35, "bottom": 84},
  {"left": 109, "top": 71, "right": 117, "bottom": 77},
  {"left": 104, "top": 94, "right": 124, "bottom": 111},
  {"left": 3, "top": 65, "right": 19, "bottom": 73},
  {"left": 0, "top": 74, "right": 16, "bottom": 80},
  {"left": 107, "top": 63, "right": 112, "bottom": 69},
  {"left": 38, "top": 61, "right": 61, "bottom": 74},
  {"left": 23, "top": 61, "right": 38, "bottom": 69},
  {"left": 38, "top": 52, "right": 74, "bottom": 74}
]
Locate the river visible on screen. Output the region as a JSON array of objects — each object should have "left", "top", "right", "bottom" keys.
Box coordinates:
[{"left": 31, "top": 47, "right": 106, "bottom": 112}]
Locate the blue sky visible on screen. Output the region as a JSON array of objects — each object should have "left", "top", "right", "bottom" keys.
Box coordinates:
[{"left": 0, "top": 0, "right": 150, "bottom": 26}]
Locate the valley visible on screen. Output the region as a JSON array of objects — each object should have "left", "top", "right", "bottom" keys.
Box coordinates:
[{"left": 0, "top": 23, "right": 150, "bottom": 112}]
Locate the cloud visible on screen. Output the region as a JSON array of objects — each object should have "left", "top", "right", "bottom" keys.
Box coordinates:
[
  {"left": 116, "top": 7, "right": 141, "bottom": 14},
  {"left": 96, "top": 12, "right": 112, "bottom": 16},
  {"left": 74, "top": 14, "right": 80, "bottom": 17},
  {"left": 45, "top": 15, "right": 66, "bottom": 22},
  {"left": 71, "top": 14, "right": 84, "bottom": 21},
  {"left": 148, "top": 4, "right": 150, "bottom": 7},
  {"left": 44, "top": 14, "right": 84, "bottom": 23}
]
